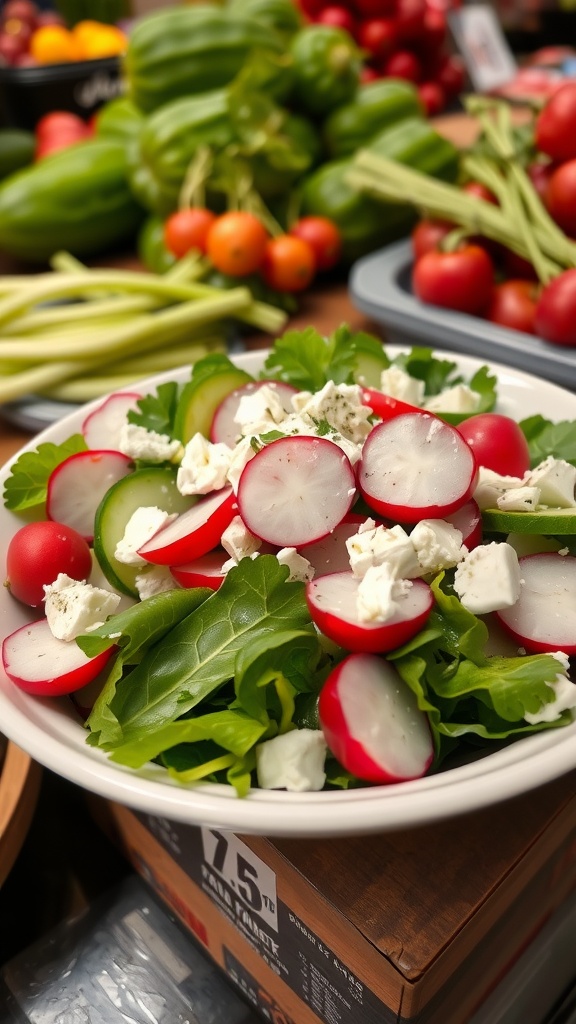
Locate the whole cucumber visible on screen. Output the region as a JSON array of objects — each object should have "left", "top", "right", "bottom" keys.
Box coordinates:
[
  {"left": 0, "top": 139, "right": 145, "bottom": 263},
  {"left": 0, "top": 129, "right": 35, "bottom": 182}
]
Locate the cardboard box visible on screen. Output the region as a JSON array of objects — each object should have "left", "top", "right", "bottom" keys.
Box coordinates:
[{"left": 92, "top": 769, "right": 576, "bottom": 1024}]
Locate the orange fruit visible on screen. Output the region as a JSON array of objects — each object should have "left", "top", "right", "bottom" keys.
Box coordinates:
[{"left": 29, "top": 24, "right": 80, "bottom": 63}]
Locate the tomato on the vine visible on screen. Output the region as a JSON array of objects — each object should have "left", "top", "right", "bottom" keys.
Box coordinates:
[
  {"left": 206, "top": 211, "right": 269, "bottom": 277},
  {"left": 456, "top": 414, "right": 531, "bottom": 477},
  {"left": 163, "top": 207, "right": 217, "bottom": 258},
  {"left": 535, "top": 82, "right": 576, "bottom": 164},
  {"left": 410, "top": 217, "right": 453, "bottom": 260},
  {"left": 486, "top": 279, "right": 540, "bottom": 335},
  {"left": 534, "top": 268, "right": 576, "bottom": 347},
  {"left": 412, "top": 243, "right": 494, "bottom": 315},
  {"left": 262, "top": 235, "right": 316, "bottom": 293},
  {"left": 544, "top": 159, "right": 576, "bottom": 237},
  {"left": 289, "top": 215, "right": 342, "bottom": 271}
]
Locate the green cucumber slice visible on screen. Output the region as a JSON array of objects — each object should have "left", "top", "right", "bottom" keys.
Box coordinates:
[
  {"left": 93, "top": 465, "right": 196, "bottom": 597},
  {"left": 174, "top": 366, "right": 254, "bottom": 443},
  {"left": 482, "top": 506, "right": 576, "bottom": 536}
]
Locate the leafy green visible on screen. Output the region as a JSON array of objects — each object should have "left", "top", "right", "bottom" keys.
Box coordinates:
[
  {"left": 128, "top": 380, "right": 182, "bottom": 438},
  {"left": 3, "top": 434, "right": 88, "bottom": 513},
  {"left": 520, "top": 414, "right": 576, "bottom": 468}
]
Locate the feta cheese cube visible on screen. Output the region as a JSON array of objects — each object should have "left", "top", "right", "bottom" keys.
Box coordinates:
[
  {"left": 524, "top": 670, "right": 576, "bottom": 724},
  {"left": 177, "top": 433, "right": 233, "bottom": 496},
  {"left": 409, "top": 519, "right": 466, "bottom": 574},
  {"left": 291, "top": 381, "right": 372, "bottom": 443},
  {"left": 135, "top": 565, "right": 180, "bottom": 600},
  {"left": 525, "top": 456, "right": 576, "bottom": 508},
  {"left": 423, "top": 384, "right": 481, "bottom": 414},
  {"left": 453, "top": 542, "right": 522, "bottom": 614},
  {"left": 114, "top": 506, "right": 178, "bottom": 566},
  {"left": 276, "top": 547, "right": 315, "bottom": 582},
  {"left": 473, "top": 467, "right": 526, "bottom": 511},
  {"left": 496, "top": 486, "right": 541, "bottom": 512},
  {"left": 119, "top": 423, "right": 182, "bottom": 463},
  {"left": 227, "top": 436, "right": 257, "bottom": 493},
  {"left": 234, "top": 384, "right": 288, "bottom": 437},
  {"left": 255, "top": 728, "right": 327, "bottom": 791},
  {"left": 356, "top": 563, "right": 412, "bottom": 623},
  {"left": 379, "top": 365, "right": 425, "bottom": 406},
  {"left": 221, "top": 515, "right": 261, "bottom": 561},
  {"left": 346, "top": 523, "right": 421, "bottom": 579},
  {"left": 44, "top": 573, "right": 120, "bottom": 641}
]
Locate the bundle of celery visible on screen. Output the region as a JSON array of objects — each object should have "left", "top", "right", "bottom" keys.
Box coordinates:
[{"left": 0, "top": 252, "right": 287, "bottom": 405}]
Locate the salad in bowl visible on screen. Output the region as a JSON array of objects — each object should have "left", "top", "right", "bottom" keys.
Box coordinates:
[{"left": 1, "top": 324, "right": 575, "bottom": 835}]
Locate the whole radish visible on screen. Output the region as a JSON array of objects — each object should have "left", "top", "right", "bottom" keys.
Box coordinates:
[{"left": 5, "top": 520, "right": 93, "bottom": 607}]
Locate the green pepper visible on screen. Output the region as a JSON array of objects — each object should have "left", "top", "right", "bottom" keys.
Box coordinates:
[
  {"left": 224, "top": 0, "right": 303, "bottom": 40},
  {"left": 288, "top": 24, "right": 363, "bottom": 117},
  {"left": 323, "top": 78, "right": 424, "bottom": 158},
  {"left": 94, "top": 96, "right": 145, "bottom": 144},
  {"left": 137, "top": 215, "right": 177, "bottom": 274}
]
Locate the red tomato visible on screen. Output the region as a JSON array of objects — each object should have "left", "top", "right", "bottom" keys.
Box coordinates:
[
  {"left": 357, "top": 18, "right": 397, "bottom": 58},
  {"left": 434, "top": 53, "right": 465, "bottom": 98},
  {"left": 316, "top": 4, "right": 357, "bottom": 33},
  {"left": 412, "top": 244, "right": 494, "bottom": 315},
  {"left": 462, "top": 180, "right": 498, "bottom": 204},
  {"left": 381, "top": 48, "right": 422, "bottom": 83},
  {"left": 410, "top": 217, "right": 453, "bottom": 260},
  {"left": 206, "top": 211, "right": 269, "bottom": 277},
  {"left": 35, "top": 131, "right": 87, "bottom": 159},
  {"left": 394, "top": 0, "right": 426, "bottom": 41},
  {"left": 534, "top": 268, "right": 576, "bottom": 347},
  {"left": 5, "top": 520, "right": 93, "bottom": 608},
  {"left": 262, "top": 235, "right": 316, "bottom": 292},
  {"left": 526, "top": 160, "right": 554, "bottom": 202},
  {"left": 485, "top": 279, "right": 540, "bottom": 335},
  {"left": 163, "top": 207, "right": 217, "bottom": 258},
  {"left": 289, "top": 215, "right": 342, "bottom": 271},
  {"left": 500, "top": 248, "right": 538, "bottom": 282},
  {"left": 544, "top": 158, "right": 576, "bottom": 237},
  {"left": 35, "top": 110, "right": 88, "bottom": 140},
  {"left": 417, "top": 80, "right": 445, "bottom": 116},
  {"left": 456, "top": 414, "right": 531, "bottom": 477},
  {"left": 535, "top": 82, "right": 576, "bottom": 164},
  {"left": 353, "top": 0, "right": 396, "bottom": 15},
  {"left": 421, "top": 6, "right": 446, "bottom": 50}
]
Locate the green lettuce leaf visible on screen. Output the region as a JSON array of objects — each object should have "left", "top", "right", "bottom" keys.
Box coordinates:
[{"left": 3, "top": 434, "right": 87, "bottom": 513}]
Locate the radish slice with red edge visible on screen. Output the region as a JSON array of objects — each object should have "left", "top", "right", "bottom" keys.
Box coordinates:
[
  {"left": 137, "top": 485, "right": 237, "bottom": 565},
  {"left": 298, "top": 511, "right": 388, "bottom": 576},
  {"left": 47, "top": 450, "right": 133, "bottom": 542},
  {"left": 237, "top": 435, "right": 356, "bottom": 548},
  {"left": 2, "top": 618, "right": 117, "bottom": 697},
  {"left": 319, "top": 652, "right": 434, "bottom": 783},
  {"left": 82, "top": 391, "right": 143, "bottom": 450},
  {"left": 359, "top": 412, "right": 478, "bottom": 524},
  {"left": 443, "top": 498, "right": 483, "bottom": 550},
  {"left": 210, "top": 379, "right": 298, "bottom": 446},
  {"left": 170, "top": 548, "right": 230, "bottom": 591},
  {"left": 361, "top": 388, "right": 429, "bottom": 421},
  {"left": 306, "top": 570, "right": 433, "bottom": 653},
  {"left": 495, "top": 552, "right": 576, "bottom": 654}
]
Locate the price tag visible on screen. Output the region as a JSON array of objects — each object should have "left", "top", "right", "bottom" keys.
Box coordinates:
[
  {"left": 201, "top": 828, "right": 279, "bottom": 932},
  {"left": 448, "top": 4, "right": 518, "bottom": 93}
]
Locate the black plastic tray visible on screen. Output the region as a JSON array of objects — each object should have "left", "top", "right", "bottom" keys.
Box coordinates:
[{"left": 349, "top": 239, "right": 576, "bottom": 391}]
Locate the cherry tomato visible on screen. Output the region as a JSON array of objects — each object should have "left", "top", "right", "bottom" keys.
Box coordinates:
[
  {"left": 545, "top": 159, "right": 576, "bottom": 237},
  {"left": 357, "top": 18, "right": 398, "bottom": 59},
  {"left": 421, "top": 7, "right": 446, "bottom": 50},
  {"left": 5, "top": 520, "right": 93, "bottom": 608},
  {"left": 35, "top": 110, "right": 88, "bottom": 140},
  {"left": 316, "top": 5, "right": 357, "bottom": 34},
  {"left": 434, "top": 53, "right": 466, "bottom": 98},
  {"left": 410, "top": 217, "right": 453, "bottom": 260},
  {"left": 163, "top": 207, "right": 217, "bottom": 259},
  {"left": 412, "top": 244, "right": 494, "bottom": 315},
  {"left": 462, "top": 180, "right": 498, "bottom": 204},
  {"left": 417, "top": 81, "right": 446, "bottom": 116},
  {"left": 35, "top": 132, "right": 87, "bottom": 159},
  {"left": 262, "top": 235, "right": 316, "bottom": 293},
  {"left": 289, "top": 215, "right": 342, "bottom": 271},
  {"left": 456, "top": 414, "right": 531, "bottom": 477},
  {"left": 206, "top": 211, "right": 269, "bottom": 277},
  {"left": 394, "top": 0, "right": 426, "bottom": 42},
  {"left": 485, "top": 279, "right": 540, "bottom": 335},
  {"left": 381, "top": 48, "right": 422, "bottom": 83},
  {"left": 534, "top": 268, "right": 576, "bottom": 347},
  {"left": 535, "top": 82, "right": 576, "bottom": 164},
  {"left": 526, "top": 160, "right": 554, "bottom": 202},
  {"left": 354, "top": 0, "right": 396, "bottom": 15}
]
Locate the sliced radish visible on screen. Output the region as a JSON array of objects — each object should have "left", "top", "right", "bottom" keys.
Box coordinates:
[
  {"left": 495, "top": 553, "right": 576, "bottom": 654},
  {"left": 237, "top": 436, "right": 356, "bottom": 548},
  {"left": 170, "top": 548, "right": 230, "bottom": 591},
  {"left": 319, "top": 652, "right": 434, "bottom": 783},
  {"left": 137, "top": 485, "right": 237, "bottom": 566},
  {"left": 359, "top": 413, "right": 477, "bottom": 524},
  {"left": 298, "top": 512, "right": 379, "bottom": 576},
  {"left": 2, "top": 618, "right": 116, "bottom": 697},
  {"left": 47, "top": 450, "right": 133, "bottom": 542},
  {"left": 210, "top": 379, "right": 298, "bottom": 446},
  {"left": 443, "top": 498, "right": 483, "bottom": 550},
  {"left": 361, "top": 387, "right": 428, "bottom": 421},
  {"left": 82, "top": 391, "right": 143, "bottom": 450},
  {"left": 306, "top": 570, "right": 433, "bottom": 653}
]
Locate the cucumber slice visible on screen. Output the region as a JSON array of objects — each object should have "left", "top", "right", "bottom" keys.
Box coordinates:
[
  {"left": 93, "top": 466, "right": 196, "bottom": 597},
  {"left": 482, "top": 506, "right": 576, "bottom": 536},
  {"left": 174, "top": 366, "right": 254, "bottom": 443}
]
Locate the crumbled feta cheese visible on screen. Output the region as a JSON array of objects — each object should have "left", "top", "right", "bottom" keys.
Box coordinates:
[
  {"left": 346, "top": 523, "right": 421, "bottom": 579},
  {"left": 525, "top": 456, "right": 576, "bottom": 508},
  {"left": 323, "top": 431, "right": 363, "bottom": 467},
  {"left": 234, "top": 384, "right": 289, "bottom": 437},
  {"left": 496, "top": 486, "right": 541, "bottom": 512},
  {"left": 227, "top": 436, "right": 257, "bottom": 493},
  {"left": 276, "top": 547, "right": 315, "bottom": 582},
  {"left": 356, "top": 563, "right": 412, "bottom": 623},
  {"left": 409, "top": 519, "right": 466, "bottom": 574},
  {"left": 135, "top": 565, "right": 180, "bottom": 600},
  {"left": 423, "top": 384, "right": 481, "bottom": 414},
  {"left": 44, "top": 573, "right": 120, "bottom": 641},
  {"left": 221, "top": 515, "right": 261, "bottom": 561},
  {"left": 453, "top": 542, "right": 522, "bottom": 614},
  {"left": 221, "top": 551, "right": 260, "bottom": 574},
  {"left": 524, "top": 671, "right": 576, "bottom": 724},
  {"left": 119, "top": 423, "right": 182, "bottom": 463},
  {"left": 115, "top": 506, "right": 178, "bottom": 566},
  {"left": 473, "top": 467, "right": 526, "bottom": 511},
  {"left": 177, "top": 433, "right": 233, "bottom": 496},
  {"left": 255, "top": 729, "right": 327, "bottom": 791},
  {"left": 380, "top": 365, "right": 425, "bottom": 406},
  {"left": 291, "top": 381, "right": 372, "bottom": 443}
]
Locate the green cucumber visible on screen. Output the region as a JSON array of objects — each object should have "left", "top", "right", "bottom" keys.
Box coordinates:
[
  {"left": 482, "top": 506, "right": 576, "bottom": 536},
  {"left": 93, "top": 465, "right": 195, "bottom": 597},
  {"left": 174, "top": 365, "right": 254, "bottom": 443}
]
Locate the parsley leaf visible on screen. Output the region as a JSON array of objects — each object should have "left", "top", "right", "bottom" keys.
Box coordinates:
[{"left": 3, "top": 434, "right": 87, "bottom": 513}]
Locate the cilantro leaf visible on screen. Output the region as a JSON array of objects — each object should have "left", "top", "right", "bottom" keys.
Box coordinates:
[
  {"left": 520, "top": 414, "right": 576, "bottom": 468},
  {"left": 127, "top": 380, "right": 181, "bottom": 438},
  {"left": 3, "top": 434, "right": 87, "bottom": 514}
]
